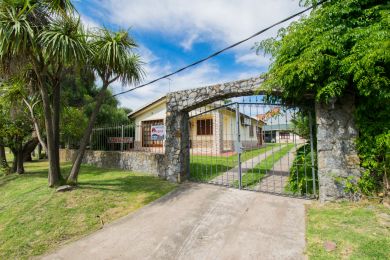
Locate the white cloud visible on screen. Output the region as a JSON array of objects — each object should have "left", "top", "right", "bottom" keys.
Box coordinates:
[
  {"left": 81, "top": 1, "right": 307, "bottom": 109},
  {"left": 88, "top": 0, "right": 304, "bottom": 50},
  {"left": 180, "top": 33, "right": 200, "bottom": 51},
  {"left": 115, "top": 60, "right": 222, "bottom": 109},
  {"left": 112, "top": 46, "right": 261, "bottom": 110},
  {"left": 236, "top": 52, "right": 271, "bottom": 68},
  {"left": 80, "top": 13, "right": 100, "bottom": 30}
]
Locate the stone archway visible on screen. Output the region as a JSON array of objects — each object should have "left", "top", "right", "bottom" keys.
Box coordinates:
[
  {"left": 163, "top": 76, "right": 361, "bottom": 202},
  {"left": 164, "top": 77, "right": 266, "bottom": 183}
]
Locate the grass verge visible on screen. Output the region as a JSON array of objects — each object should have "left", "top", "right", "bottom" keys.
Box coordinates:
[
  {"left": 306, "top": 201, "right": 390, "bottom": 259},
  {"left": 234, "top": 143, "right": 295, "bottom": 188},
  {"left": 189, "top": 143, "right": 278, "bottom": 182},
  {"left": 0, "top": 160, "right": 177, "bottom": 259}
]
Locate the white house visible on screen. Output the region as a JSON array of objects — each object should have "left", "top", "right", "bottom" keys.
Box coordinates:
[{"left": 128, "top": 96, "right": 266, "bottom": 154}]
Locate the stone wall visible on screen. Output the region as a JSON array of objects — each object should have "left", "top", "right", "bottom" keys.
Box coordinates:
[
  {"left": 164, "top": 111, "right": 190, "bottom": 182},
  {"left": 59, "top": 149, "right": 166, "bottom": 177},
  {"left": 316, "top": 95, "right": 361, "bottom": 202},
  {"left": 164, "top": 76, "right": 267, "bottom": 182},
  {"left": 166, "top": 77, "right": 265, "bottom": 112}
]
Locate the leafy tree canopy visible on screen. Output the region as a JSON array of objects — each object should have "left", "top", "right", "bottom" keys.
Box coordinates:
[
  {"left": 60, "top": 67, "right": 132, "bottom": 127},
  {"left": 257, "top": 0, "right": 390, "bottom": 194},
  {"left": 257, "top": 0, "right": 389, "bottom": 103}
]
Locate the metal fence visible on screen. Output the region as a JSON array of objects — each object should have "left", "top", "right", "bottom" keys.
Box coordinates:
[
  {"left": 90, "top": 124, "right": 135, "bottom": 151},
  {"left": 63, "top": 122, "right": 165, "bottom": 154},
  {"left": 188, "top": 96, "right": 318, "bottom": 199}
]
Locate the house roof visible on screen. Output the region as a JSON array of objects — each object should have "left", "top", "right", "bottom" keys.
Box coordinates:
[
  {"left": 128, "top": 94, "right": 266, "bottom": 125},
  {"left": 222, "top": 106, "right": 266, "bottom": 124},
  {"left": 127, "top": 95, "right": 166, "bottom": 118},
  {"left": 263, "top": 124, "right": 293, "bottom": 131},
  {"left": 256, "top": 107, "right": 281, "bottom": 121}
]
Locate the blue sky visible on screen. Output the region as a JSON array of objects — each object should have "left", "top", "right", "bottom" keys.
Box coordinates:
[{"left": 73, "top": 0, "right": 305, "bottom": 110}]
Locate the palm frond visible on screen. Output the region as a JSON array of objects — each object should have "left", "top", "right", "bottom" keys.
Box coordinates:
[
  {"left": 44, "top": 0, "right": 75, "bottom": 14},
  {"left": 0, "top": 3, "right": 35, "bottom": 59},
  {"left": 89, "top": 28, "right": 144, "bottom": 86},
  {"left": 39, "top": 15, "right": 89, "bottom": 65}
]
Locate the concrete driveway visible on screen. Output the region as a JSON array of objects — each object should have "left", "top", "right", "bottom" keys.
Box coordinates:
[{"left": 41, "top": 183, "right": 310, "bottom": 260}]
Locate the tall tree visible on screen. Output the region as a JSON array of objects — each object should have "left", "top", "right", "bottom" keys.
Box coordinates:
[
  {"left": 0, "top": 0, "right": 88, "bottom": 186},
  {"left": 67, "top": 29, "right": 144, "bottom": 184},
  {"left": 256, "top": 0, "right": 389, "bottom": 194},
  {"left": 0, "top": 82, "right": 37, "bottom": 174},
  {"left": 0, "top": 143, "right": 7, "bottom": 172},
  {"left": 60, "top": 67, "right": 132, "bottom": 126}
]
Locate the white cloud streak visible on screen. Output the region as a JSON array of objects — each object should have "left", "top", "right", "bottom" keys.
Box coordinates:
[
  {"left": 80, "top": 0, "right": 306, "bottom": 109},
  {"left": 91, "top": 0, "right": 303, "bottom": 49}
]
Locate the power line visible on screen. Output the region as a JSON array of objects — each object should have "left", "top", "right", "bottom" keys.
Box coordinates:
[{"left": 111, "top": 0, "right": 328, "bottom": 98}]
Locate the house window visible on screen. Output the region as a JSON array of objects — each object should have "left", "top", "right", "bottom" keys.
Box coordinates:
[
  {"left": 197, "top": 119, "right": 213, "bottom": 135},
  {"left": 142, "top": 119, "right": 164, "bottom": 147},
  {"left": 249, "top": 125, "right": 254, "bottom": 137},
  {"left": 279, "top": 131, "right": 290, "bottom": 139}
]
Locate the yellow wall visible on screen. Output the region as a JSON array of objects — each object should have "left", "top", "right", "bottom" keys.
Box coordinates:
[
  {"left": 220, "top": 109, "right": 263, "bottom": 142},
  {"left": 132, "top": 101, "right": 265, "bottom": 149},
  {"left": 189, "top": 112, "right": 215, "bottom": 143}
]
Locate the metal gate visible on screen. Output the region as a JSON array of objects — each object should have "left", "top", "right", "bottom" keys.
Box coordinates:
[{"left": 188, "top": 96, "right": 317, "bottom": 199}]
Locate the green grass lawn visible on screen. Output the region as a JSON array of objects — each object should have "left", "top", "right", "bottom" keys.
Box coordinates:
[
  {"left": 0, "top": 160, "right": 177, "bottom": 259},
  {"left": 189, "top": 143, "right": 278, "bottom": 182},
  {"left": 307, "top": 201, "right": 390, "bottom": 259},
  {"left": 234, "top": 143, "right": 295, "bottom": 188}
]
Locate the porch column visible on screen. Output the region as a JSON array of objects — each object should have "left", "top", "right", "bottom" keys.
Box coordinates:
[
  {"left": 213, "top": 111, "right": 224, "bottom": 154},
  {"left": 165, "top": 110, "right": 190, "bottom": 182},
  {"left": 316, "top": 94, "right": 361, "bottom": 202}
]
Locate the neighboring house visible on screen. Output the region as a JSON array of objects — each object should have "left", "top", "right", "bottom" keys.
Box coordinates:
[
  {"left": 262, "top": 124, "right": 305, "bottom": 143},
  {"left": 256, "top": 108, "right": 305, "bottom": 144},
  {"left": 128, "top": 96, "right": 266, "bottom": 154}
]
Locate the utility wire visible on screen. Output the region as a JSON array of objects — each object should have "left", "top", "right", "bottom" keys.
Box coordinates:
[{"left": 111, "top": 0, "right": 328, "bottom": 98}]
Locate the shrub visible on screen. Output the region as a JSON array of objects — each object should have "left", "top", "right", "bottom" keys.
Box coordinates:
[{"left": 286, "top": 144, "right": 318, "bottom": 195}]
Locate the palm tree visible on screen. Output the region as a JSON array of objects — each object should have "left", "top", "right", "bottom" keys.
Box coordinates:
[
  {"left": 67, "top": 28, "right": 144, "bottom": 184},
  {"left": 0, "top": 0, "right": 88, "bottom": 186}
]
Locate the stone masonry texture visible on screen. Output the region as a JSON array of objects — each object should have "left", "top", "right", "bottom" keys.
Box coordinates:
[
  {"left": 59, "top": 149, "right": 166, "bottom": 177},
  {"left": 316, "top": 94, "right": 361, "bottom": 202}
]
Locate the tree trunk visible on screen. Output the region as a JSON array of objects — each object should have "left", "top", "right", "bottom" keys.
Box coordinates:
[
  {"left": 37, "top": 143, "right": 42, "bottom": 159},
  {"left": 0, "top": 144, "right": 8, "bottom": 169},
  {"left": 10, "top": 146, "right": 24, "bottom": 174},
  {"left": 39, "top": 85, "right": 61, "bottom": 186},
  {"left": 52, "top": 85, "right": 62, "bottom": 179},
  {"left": 16, "top": 151, "right": 24, "bottom": 174},
  {"left": 23, "top": 98, "right": 48, "bottom": 157},
  {"left": 24, "top": 153, "right": 32, "bottom": 162},
  {"left": 11, "top": 152, "right": 17, "bottom": 173},
  {"left": 22, "top": 137, "right": 39, "bottom": 162},
  {"left": 68, "top": 84, "right": 109, "bottom": 184}
]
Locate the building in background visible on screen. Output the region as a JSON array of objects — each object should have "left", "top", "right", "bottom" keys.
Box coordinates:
[
  {"left": 128, "top": 96, "right": 266, "bottom": 154},
  {"left": 257, "top": 107, "right": 305, "bottom": 143}
]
